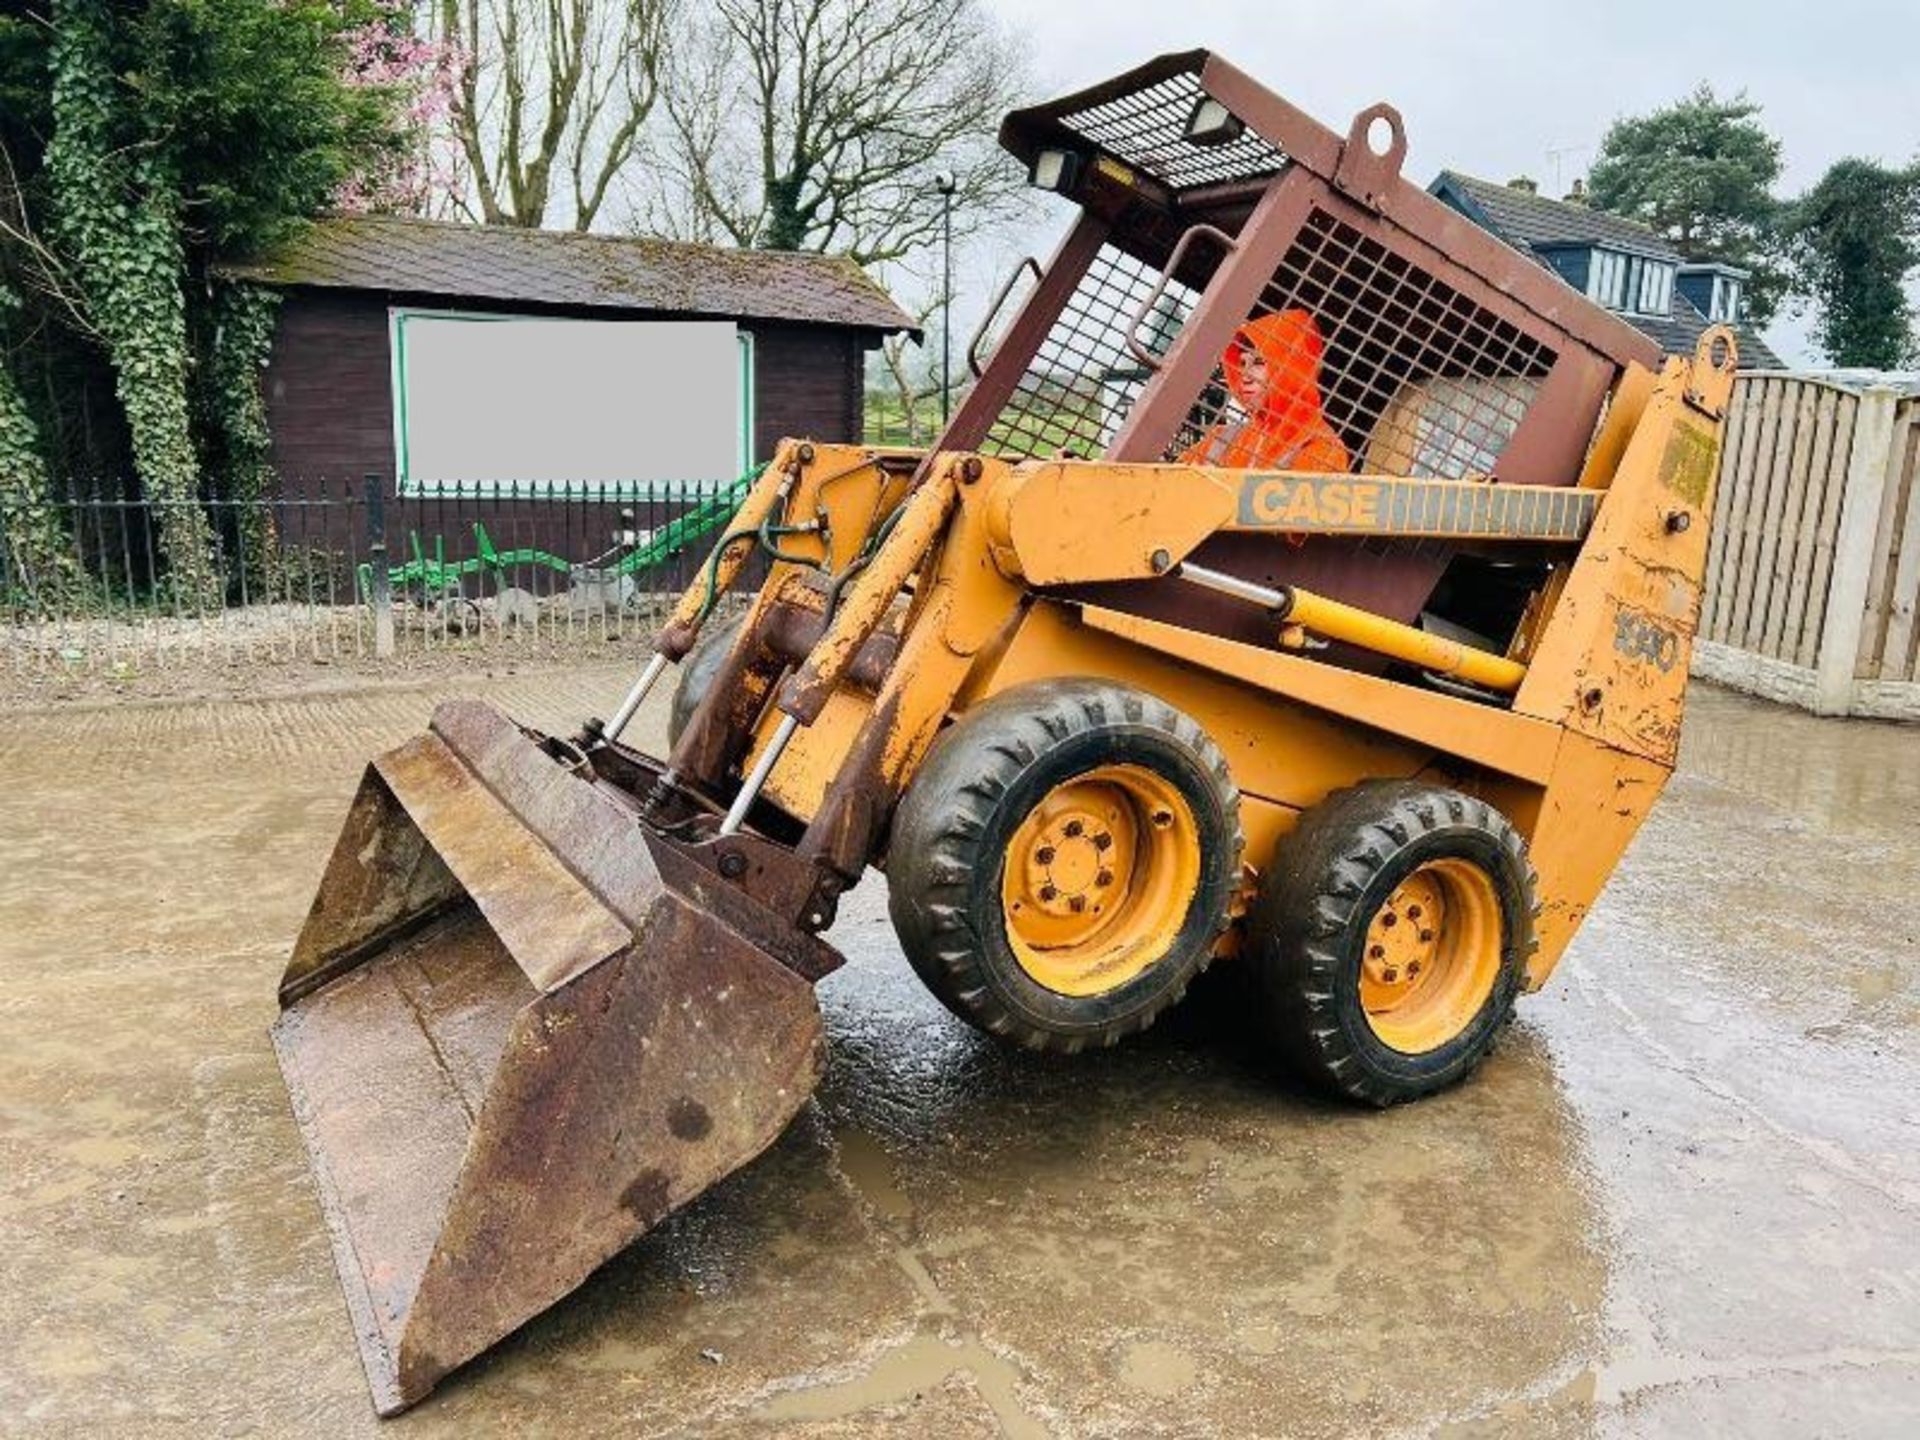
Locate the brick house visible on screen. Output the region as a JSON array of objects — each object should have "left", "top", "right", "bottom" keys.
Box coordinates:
[{"left": 1429, "top": 172, "right": 1783, "bottom": 369}]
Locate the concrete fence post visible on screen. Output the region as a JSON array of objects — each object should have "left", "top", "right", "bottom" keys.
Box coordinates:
[
  {"left": 365, "top": 472, "right": 395, "bottom": 659},
  {"left": 1813, "top": 385, "right": 1899, "bottom": 716}
]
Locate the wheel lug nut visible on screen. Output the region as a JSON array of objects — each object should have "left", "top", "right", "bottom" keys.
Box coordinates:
[
  {"left": 1069, "top": 895, "right": 1087, "bottom": 913},
  {"left": 1036, "top": 846, "right": 1055, "bottom": 865},
  {"left": 1369, "top": 944, "right": 1386, "bottom": 960},
  {"left": 1408, "top": 961, "right": 1421, "bottom": 976},
  {"left": 1096, "top": 869, "right": 1113, "bottom": 887},
  {"left": 1420, "top": 929, "right": 1434, "bottom": 943},
  {"left": 1151, "top": 809, "right": 1173, "bottom": 828},
  {"left": 1064, "top": 819, "right": 1084, "bottom": 838},
  {"left": 1093, "top": 832, "right": 1112, "bottom": 850},
  {"left": 1039, "top": 884, "right": 1057, "bottom": 901},
  {"left": 1383, "top": 968, "right": 1399, "bottom": 983}
]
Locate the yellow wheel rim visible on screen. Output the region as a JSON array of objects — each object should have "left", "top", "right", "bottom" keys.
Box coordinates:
[
  {"left": 1359, "top": 859, "right": 1504, "bottom": 1055},
  {"left": 999, "top": 765, "right": 1201, "bottom": 997}
]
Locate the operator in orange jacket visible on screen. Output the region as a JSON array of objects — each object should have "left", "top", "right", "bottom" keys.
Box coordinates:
[{"left": 1181, "top": 309, "right": 1351, "bottom": 472}]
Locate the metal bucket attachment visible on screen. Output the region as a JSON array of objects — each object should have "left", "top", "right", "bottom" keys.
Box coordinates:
[{"left": 272, "top": 699, "right": 825, "bottom": 1415}]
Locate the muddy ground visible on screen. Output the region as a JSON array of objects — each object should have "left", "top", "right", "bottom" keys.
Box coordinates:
[{"left": 0, "top": 665, "right": 1915, "bottom": 1437}]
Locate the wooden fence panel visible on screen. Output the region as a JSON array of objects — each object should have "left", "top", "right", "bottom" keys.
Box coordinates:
[
  {"left": 1895, "top": 407, "right": 1920, "bottom": 681},
  {"left": 1795, "top": 393, "right": 1856, "bottom": 670},
  {"left": 1861, "top": 399, "right": 1920, "bottom": 682},
  {"left": 1777, "top": 386, "right": 1839, "bottom": 666},
  {"left": 1704, "top": 376, "right": 1863, "bottom": 665},
  {"left": 1696, "top": 373, "right": 1919, "bottom": 716},
  {"left": 1704, "top": 385, "right": 1751, "bottom": 641},
  {"left": 1725, "top": 378, "right": 1784, "bottom": 650},
  {"left": 1701, "top": 382, "right": 1754, "bottom": 644},
  {"left": 1758, "top": 383, "right": 1820, "bottom": 657}
]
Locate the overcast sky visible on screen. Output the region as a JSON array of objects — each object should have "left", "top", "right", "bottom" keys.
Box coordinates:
[{"left": 966, "top": 0, "right": 1920, "bottom": 366}]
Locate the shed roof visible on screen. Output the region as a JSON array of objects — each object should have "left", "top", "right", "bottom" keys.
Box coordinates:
[
  {"left": 1432, "top": 172, "right": 1682, "bottom": 260},
  {"left": 222, "top": 215, "right": 918, "bottom": 335}
]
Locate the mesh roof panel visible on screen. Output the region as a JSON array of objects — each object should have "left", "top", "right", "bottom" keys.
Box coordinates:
[{"left": 1055, "top": 68, "right": 1288, "bottom": 191}]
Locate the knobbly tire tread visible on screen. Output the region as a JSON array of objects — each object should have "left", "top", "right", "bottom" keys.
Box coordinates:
[
  {"left": 1247, "top": 779, "right": 1540, "bottom": 1106},
  {"left": 887, "top": 679, "right": 1243, "bottom": 1053}
]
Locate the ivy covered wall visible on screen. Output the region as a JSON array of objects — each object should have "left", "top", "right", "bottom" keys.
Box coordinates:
[
  {"left": 0, "top": 279, "right": 74, "bottom": 596},
  {"left": 0, "top": 0, "right": 417, "bottom": 603},
  {"left": 47, "top": 0, "right": 217, "bottom": 599}
]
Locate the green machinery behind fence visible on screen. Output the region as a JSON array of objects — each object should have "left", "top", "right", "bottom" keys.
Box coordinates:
[{"left": 357, "top": 474, "right": 755, "bottom": 605}]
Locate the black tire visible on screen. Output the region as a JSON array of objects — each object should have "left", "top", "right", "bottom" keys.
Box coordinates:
[
  {"left": 1247, "top": 780, "right": 1537, "bottom": 1106},
  {"left": 887, "top": 679, "right": 1243, "bottom": 1053},
  {"left": 667, "top": 614, "right": 745, "bottom": 747}
]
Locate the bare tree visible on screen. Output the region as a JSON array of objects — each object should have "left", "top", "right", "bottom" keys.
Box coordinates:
[
  {"left": 434, "top": 0, "right": 675, "bottom": 229},
  {"left": 871, "top": 270, "right": 940, "bottom": 443},
  {"left": 646, "top": 0, "right": 1029, "bottom": 265},
  {"left": 0, "top": 143, "right": 98, "bottom": 345}
]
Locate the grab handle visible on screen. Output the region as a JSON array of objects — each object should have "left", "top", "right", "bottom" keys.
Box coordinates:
[
  {"left": 967, "top": 257, "right": 1044, "bottom": 378},
  {"left": 1123, "top": 224, "right": 1238, "bottom": 371}
]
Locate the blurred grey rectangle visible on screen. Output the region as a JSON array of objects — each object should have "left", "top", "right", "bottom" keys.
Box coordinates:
[{"left": 395, "top": 313, "right": 742, "bottom": 488}]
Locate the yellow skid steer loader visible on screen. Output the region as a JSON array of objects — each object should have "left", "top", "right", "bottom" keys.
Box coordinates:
[{"left": 273, "top": 51, "right": 1737, "bottom": 1413}]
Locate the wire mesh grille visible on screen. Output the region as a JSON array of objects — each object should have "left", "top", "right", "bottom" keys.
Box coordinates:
[
  {"left": 1055, "top": 68, "right": 1289, "bottom": 191},
  {"left": 979, "top": 205, "right": 1557, "bottom": 476},
  {"left": 1166, "top": 209, "right": 1556, "bottom": 480},
  {"left": 982, "top": 244, "right": 1202, "bottom": 461}
]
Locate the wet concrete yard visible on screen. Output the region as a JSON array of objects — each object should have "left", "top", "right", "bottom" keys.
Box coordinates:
[{"left": 1, "top": 667, "right": 1915, "bottom": 1436}]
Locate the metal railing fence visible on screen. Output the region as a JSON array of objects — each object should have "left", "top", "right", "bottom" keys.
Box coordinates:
[{"left": 1, "top": 474, "right": 751, "bottom": 677}]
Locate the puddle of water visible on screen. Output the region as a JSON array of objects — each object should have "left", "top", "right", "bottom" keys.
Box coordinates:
[
  {"left": 833, "top": 1126, "right": 914, "bottom": 1226},
  {"left": 893, "top": 1249, "right": 954, "bottom": 1316},
  {"left": 754, "top": 1330, "right": 1045, "bottom": 1438}
]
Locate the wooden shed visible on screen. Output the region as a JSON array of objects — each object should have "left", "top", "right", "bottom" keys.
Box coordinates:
[{"left": 224, "top": 215, "right": 915, "bottom": 492}]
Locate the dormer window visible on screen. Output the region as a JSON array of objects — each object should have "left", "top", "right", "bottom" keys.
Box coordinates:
[
  {"left": 1634, "top": 259, "right": 1674, "bottom": 316},
  {"left": 1709, "top": 273, "right": 1742, "bottom": 322},
  {"left": 1589, "top": 250, "right": 1624, "bottom": 309},
  {"left": 1588, "top": 249, "right": 1674, "bottom": 316},
  {"left": 1675, "top": 263, "right": 1748, "bottom": 325}
]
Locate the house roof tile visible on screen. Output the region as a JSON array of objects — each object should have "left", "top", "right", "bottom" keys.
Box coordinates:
[
  {"left": 1430, "top": 172, "right": 1782, "bottom": 368},
  {"left": 1634, "top": 292, "right": 1785, "bottom": 370},
  {"left": 1433, "top": 171, "right": 1683, "bottom": 260}
]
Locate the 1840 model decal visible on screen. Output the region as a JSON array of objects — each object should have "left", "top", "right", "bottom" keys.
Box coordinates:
[{"left": 1614, "top": 609, "right": 1682, "bottom": 672}]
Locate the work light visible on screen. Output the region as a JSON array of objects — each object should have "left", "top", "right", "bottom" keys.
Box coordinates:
[
  {"left": 1184, "top": 96, "right": 1245, "bottom": 147},
  {"left": 1028, "top": 148, "right": 1083, "bottom": 194}
]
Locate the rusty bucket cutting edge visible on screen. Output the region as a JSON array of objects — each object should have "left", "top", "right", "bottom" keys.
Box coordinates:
[{"left": 271, "top": 699, "right": 828, "bottom": 1415}]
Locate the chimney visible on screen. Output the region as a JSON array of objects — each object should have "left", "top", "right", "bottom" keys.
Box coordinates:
[
  {"left": 1507, "top": 176, "right": 1538, "bottom": 194},
  {"left": 1565, "top": 177, "right": 1588, "bottom": 206}
]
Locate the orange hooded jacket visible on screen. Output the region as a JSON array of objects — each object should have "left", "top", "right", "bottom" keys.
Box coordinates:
[{"left": 1180, "top": 310, "right": 1351, "bottom": 472}]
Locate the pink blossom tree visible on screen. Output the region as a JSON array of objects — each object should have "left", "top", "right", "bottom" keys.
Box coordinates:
[{"left": 335, "top": 0, "right": 467, "bottom": 216}]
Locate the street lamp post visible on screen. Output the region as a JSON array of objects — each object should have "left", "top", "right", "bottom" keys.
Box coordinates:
[{"left": 934, "top": 172, "right": 956, "bottom": 427}]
